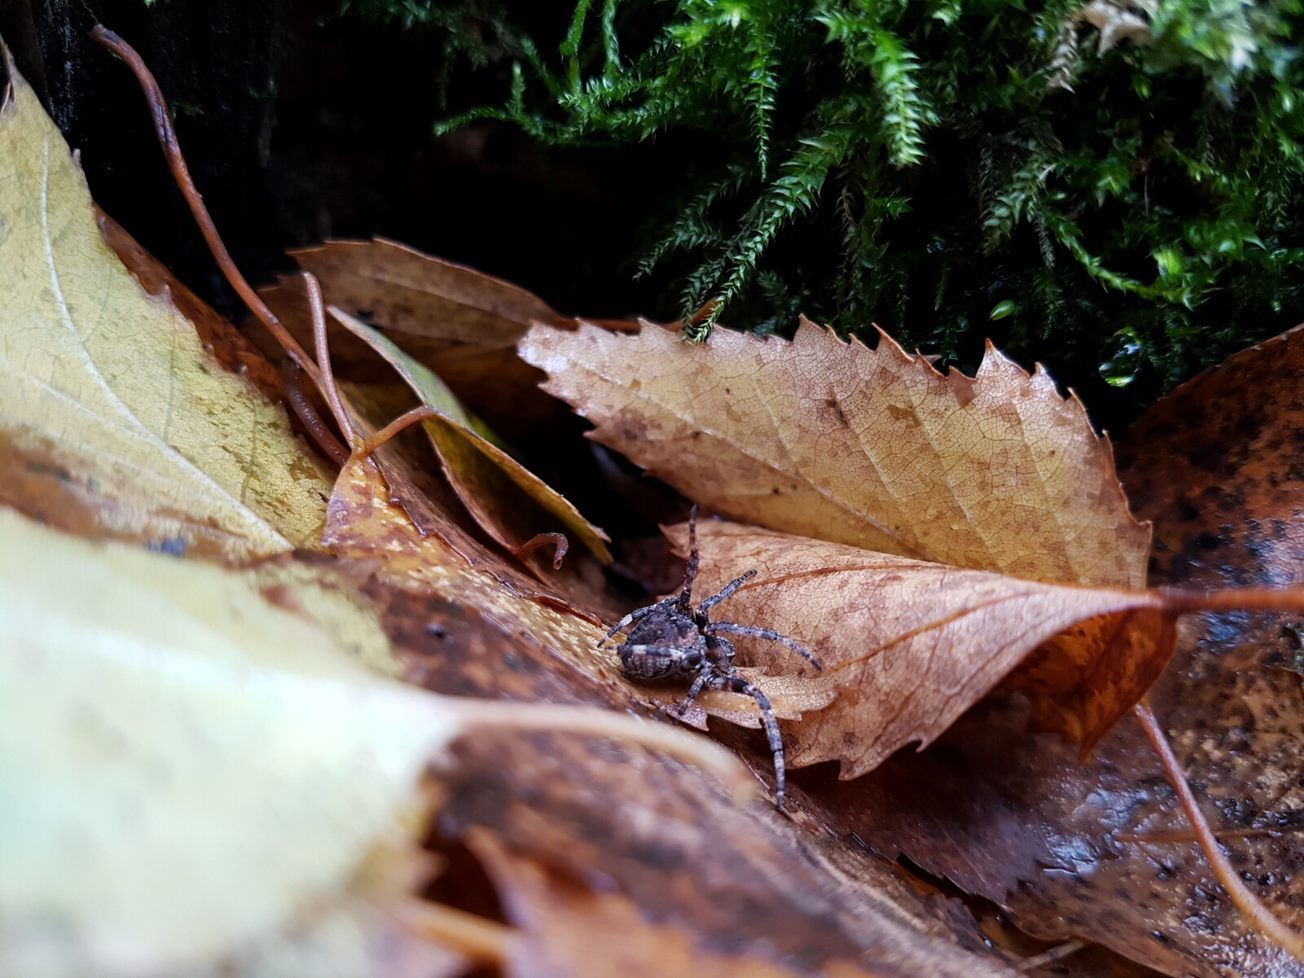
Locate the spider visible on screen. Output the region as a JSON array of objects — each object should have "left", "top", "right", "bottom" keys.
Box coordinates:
[{"left": 597, "top": 507, "right": 822, "bottom": 809}]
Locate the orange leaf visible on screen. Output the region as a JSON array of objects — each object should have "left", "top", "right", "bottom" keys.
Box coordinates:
[{"left": 666, "top": 520, "right": 1174, "bottom": 776}]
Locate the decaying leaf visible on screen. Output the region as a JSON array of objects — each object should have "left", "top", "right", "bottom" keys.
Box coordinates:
[
  {"left": 259, "top": 238, "right": 582, "bottom": 433},
  {"left": 813, "top": 324, "right": 1304, "bottom": 977},
  {"left": 0, "top": 507, "right": 461, "bottom": 977},
  {"left": 519, "top": 318, "right": 1150, "bottom": 586},
  {"left": 0, "top": 52, "right": 332, "bottom": 560},
  {"left": 329, "top": 306, "right": 612, "bottom": 566},
  {"left": 664, "top": 519, "right": 1174, "bottom": 776},
  {"left": 292, "top": 238, "right": 569, "bottom": 345}
]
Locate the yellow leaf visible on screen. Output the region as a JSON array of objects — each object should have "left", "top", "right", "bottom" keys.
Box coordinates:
[{"left": 0, "top": 50, "right": 331, "bottom": 560}]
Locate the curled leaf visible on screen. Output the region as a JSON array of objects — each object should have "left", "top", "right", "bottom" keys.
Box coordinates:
[{"left": 329, "top": 306, "right": 611, "bottom": 566}]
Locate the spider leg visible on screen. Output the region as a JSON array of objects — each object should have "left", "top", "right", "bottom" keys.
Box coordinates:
[
  {"left": 677, "top": 504, "right": 700, "bottom": 613},
  {"left": 595, "top": 599, "right": 671, "bottom": 649},
  {"left": 724, "top": 675, "right": 788, "bottom": 811},
  {"left": 673, "top": 669, "right": 712, "bottom": 717},
  {"left": 707, "top": 622, "right": 822, "bottom": 670},
  {"left": 697, "top": 569, "right": 757, "bottom": 612}
]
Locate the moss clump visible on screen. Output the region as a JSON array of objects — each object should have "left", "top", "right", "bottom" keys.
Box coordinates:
[{"left": 355, "top": 1, "right": 1304, "bottom": 398}]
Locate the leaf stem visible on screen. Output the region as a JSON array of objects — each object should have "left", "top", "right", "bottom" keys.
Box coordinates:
[
  {"left": 357, "top": 406, "right": 441, "bottom": 459},
  {"left": 1159, "top": 586, "right": 1304, "bottom": 615},
  {"left": 1134, "top": 698, "right": 1304, "bottom": 961}
]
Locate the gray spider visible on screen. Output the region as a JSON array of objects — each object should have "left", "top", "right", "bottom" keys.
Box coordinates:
[{"left": 598, "top": 507, "right": 821, "bottom": 809}]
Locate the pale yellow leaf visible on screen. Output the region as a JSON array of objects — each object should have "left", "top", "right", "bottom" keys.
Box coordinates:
[
  {"left": 0, "top": 508, "right": 460, "bottom": 976},
  {"left": 0, "top": 51, "right": 330, "bottom": 560}
]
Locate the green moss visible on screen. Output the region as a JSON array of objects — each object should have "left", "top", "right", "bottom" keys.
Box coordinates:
[{"left": 360, "top": 1, "right": 1304, "bottom": 395}]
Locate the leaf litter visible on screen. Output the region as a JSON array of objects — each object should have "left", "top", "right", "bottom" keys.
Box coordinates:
[{"left": 3, "top": 21, "right": 1304, "bottom": 978}]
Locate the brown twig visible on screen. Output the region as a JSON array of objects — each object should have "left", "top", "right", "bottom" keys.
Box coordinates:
[
  {"left": 89, "top": 26, "right": 321, "bottom": 387},
  {"left": 1134, "top": 698, "right": 1304, "bottom": 961}
]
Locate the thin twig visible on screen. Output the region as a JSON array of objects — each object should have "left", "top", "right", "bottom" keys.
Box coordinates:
[
  {"left": 89, "top": 26, "right": 320, "bottom": 384},
  {"left": 1134, "top": 699, "right": 1304, "bottom": 961}
]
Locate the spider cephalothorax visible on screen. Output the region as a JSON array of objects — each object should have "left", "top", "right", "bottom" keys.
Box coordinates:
[{"left": 598, "top": 507, "right": 821, "bottom": 809}]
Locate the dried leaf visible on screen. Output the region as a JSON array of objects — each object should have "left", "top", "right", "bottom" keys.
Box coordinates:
[
  {"left": 293, "top": 238, "right": 568, "bottom": 345},
  {"left": 468, "top": 829, "right": 894, "bottom": 978},
  {"left": 329, "top": 306, "right": 612, "bottom": 566},
  {"left": 420, "top": 667, "right": 1021, "bottom": 978},
  {"left": 816, "top": 324, "right": 1304, "bottom": 977},
  {"left": 520, "top": 318, "right": 1149, "bottom": 585},
  {"left": 0, "top": 508, "right": 463, "bottom": 977},
  {"left": 258, "top": 238, "right": 581, "bottom": 433},
  {"left": 0, "top": 54, "right": 331, "bottom": 559},
  {"left": 665, "top": 519, "right": 1173, "bottom": 776}
]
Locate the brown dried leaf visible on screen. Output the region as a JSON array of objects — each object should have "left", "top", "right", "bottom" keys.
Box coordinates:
[
  {"left": 815, "top": 324, "right": 1304, "bottom": 977},
  {"left": 665, "top": 520, "right": 1173, "bottom": 776},
  {"left": 292, "top": 238, "right": 568, "bottom": 345},
  {"left": 259, "top": 238, "right": 637, "bottom": 434},
  {"left": 0, "top": 55, "right": 332, "bottom": 559},
  {"left": 467, "top": 829, "right": 914, "bottom": 978},
  {"left": 520, "top": 318, "right": 1149, "bottom": 585},
  {"left": 413, "top": 641, "right": 1022, "bottom": 978}
]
